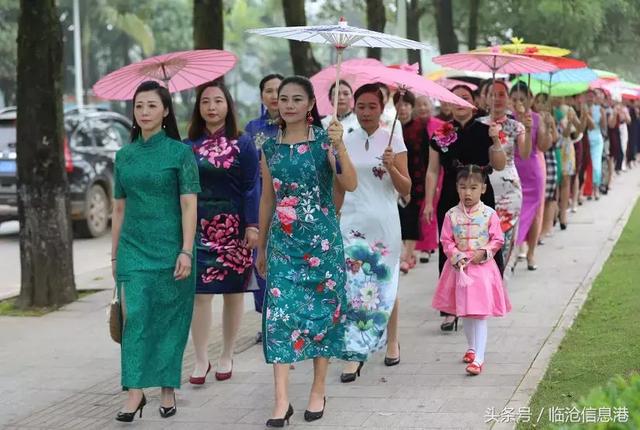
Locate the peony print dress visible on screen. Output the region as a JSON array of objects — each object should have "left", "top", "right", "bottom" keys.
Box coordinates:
[
  {"left": 184, "top": 128, "right": 260, "bottom": 294},
  {"left": 478, "top": 115, "right": 524, "bottom": 269},
  {"left": 340, "top": 126, "right": 407, "bottom": 361},
  {"left": 261, "top": 126, "right": 347, "bottom": 364}
]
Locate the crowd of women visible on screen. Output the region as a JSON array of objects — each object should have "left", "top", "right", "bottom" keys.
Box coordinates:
[{"left": 110, "top": 70, "right": 640, "bottom": 425}]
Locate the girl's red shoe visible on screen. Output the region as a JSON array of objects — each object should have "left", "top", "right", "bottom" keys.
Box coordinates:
[
  {"left": 462, "top": 350, "right": 476, "bottom": 364},
  {"left": 465, "top": 362, "right": 483, "bottom": 376}
]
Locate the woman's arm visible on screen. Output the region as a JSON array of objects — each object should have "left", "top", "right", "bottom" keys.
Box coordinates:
[
  {"left": 385, "top": 150, "right": 411, "bottom": 196},
  {"left": 258, "top": 155, "right": 276, "bottom": 252},
  {"left": 110, "top": 199, "right": 125, "bottom": 279},
  {"left": 174, "top": 193, "right": 197, "bottom": 280},
  {"left": 423, "top": 147, "right": 440, "bottom": 222},
  {"left": 537, "top": 115, "right": 553, "bottom": 152},
  {"left": 239, "top": 135, "right": 261, "bottom": 249},
  {"left": 488, "top": 123, "right": 507, "bottom": 170},
  {"left": 326, "top": 122, "right": 357, "bottom": 192}
]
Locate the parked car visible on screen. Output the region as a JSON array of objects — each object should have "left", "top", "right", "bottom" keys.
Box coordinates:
[{"left": 0, "top": 106, "right": 131, "bottom": 237}]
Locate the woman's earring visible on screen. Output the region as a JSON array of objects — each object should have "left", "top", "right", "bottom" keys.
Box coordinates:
[
  {"left": 306, "top": 111, "right": 313, "bottom": 125},
  {"left": 162, "top": 122, "right": 166, "bottom": 129}
]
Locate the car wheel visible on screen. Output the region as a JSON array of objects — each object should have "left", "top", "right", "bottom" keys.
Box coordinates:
[{"left": 74, "top": 184, "right": 110, "bottom": 238}]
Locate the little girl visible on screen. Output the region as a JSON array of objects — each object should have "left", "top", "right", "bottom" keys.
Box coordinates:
[{"left": 431, "top": 163, "right": 511, "bottom": 375}]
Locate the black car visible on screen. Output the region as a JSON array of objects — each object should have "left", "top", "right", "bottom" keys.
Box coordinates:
[{"left": 0, "top": 106, "right": 131, "bottom": 237}]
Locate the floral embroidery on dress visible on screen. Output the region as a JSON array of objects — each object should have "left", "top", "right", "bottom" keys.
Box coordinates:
[
  {"left": 199, "top": 213, "right": 253, "bottom": 282},
  {"left": 434, "top": 122, "right": 458, "bottom": 152},
  {"left": 197, "top": 135, "right": 240, "bottom": 169}
]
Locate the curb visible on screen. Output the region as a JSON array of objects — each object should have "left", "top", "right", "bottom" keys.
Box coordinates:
[{"left": 490, "top": 190, "right": 639, "bottom": 430}]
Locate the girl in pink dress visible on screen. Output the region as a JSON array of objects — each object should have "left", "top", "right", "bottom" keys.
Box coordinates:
[{"left": 431, "top": 163, "right": 511, "bottom": 376}]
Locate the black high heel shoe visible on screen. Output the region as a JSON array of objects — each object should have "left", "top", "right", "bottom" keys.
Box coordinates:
[
  {"left": 266, "top": 404, "right": 293, "bottom": 427},
  {"left": 340, "top": 361, "right": 364, "bottom": 383},
  {"left": 159, "top": 392, "right": 177, "bottom": 418},
  {"left": 440, "top": 317, "right": 458, "bottom": 332},
  {"left": 115, "top": 394, "right": 147, "bottom": 422},
  {"left": 304, "top": 397, "right": 326, "bottom": 422},
  {"left": 384, "top": 343, "right": 400, "bottom": 366}
]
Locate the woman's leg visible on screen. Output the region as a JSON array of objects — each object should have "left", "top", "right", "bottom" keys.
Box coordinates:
[
  {"left": 219, "top": 293, "right": 245, "bottom": 371},
  {"left": 119, "top": 286, "right": 145, "bottom": 411},
  {"left": 190, "top": 294, "right": 213, "bottom": 377},
  {"left": 385, "top": 298, "right": 400, "bottom": 359},
  {"left": 541, "top": 199, "right": 557, "bottom": 237},
  {"left": 160, "top": 387, "right": 175, "bottom": 408},
  {"left": 559, "top": 176, "right": 570, "bottom": 226},
  {"left": 271, "top": 363, "right": 290, "bottom": 418},
  {"left": 526, "top": 212, "right": 541, "bottom": 266},
  {"left": 308, "top": 358, "right": 329, "bottom": 412}
]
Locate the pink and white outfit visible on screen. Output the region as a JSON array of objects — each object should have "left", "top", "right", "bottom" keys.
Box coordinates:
[{"left": 431, "top": 202, "right": 511, "bottom": 368}]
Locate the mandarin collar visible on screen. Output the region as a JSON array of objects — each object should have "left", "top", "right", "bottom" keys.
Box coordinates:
[{"left": 138, "top": 129, "right": 166, "bottom": 146}]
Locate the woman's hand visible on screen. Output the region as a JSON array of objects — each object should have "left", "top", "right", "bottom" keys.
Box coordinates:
[
  {"left": 256, "top": 248, "right": 266, "bottom": 278},
  {"left": 522, "top": 111, "right": 533, "bottom": 131},
  {"left": 422, "top": 202, "right": 434, "bottom": 223},
  {"left": 382, "top": 146, "right": 395, "bottom": 170},
  {"left": 173, "top": 253, "right": 192, "bottom": 281},
  {"left": 488, "top": 123, "right": 501, "bottom": 141},
  {"left": 111, "top": 260, "right": 117, "bottom": 281},
  {"left": 327, "top": 120, "right": 344, "bottom": 148},
  {"left": 244, "top": 228, "right": 259, "bottom": 250},
  {"left": 453, "top": 258, "right": 468, "bottom": 270}
]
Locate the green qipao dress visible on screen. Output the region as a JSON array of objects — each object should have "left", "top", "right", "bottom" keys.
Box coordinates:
[
  {"left": 261, "top": 126, "right": 347, "bottom": 364},
  {"left": 113, "top": 130, "right": 201, "bottom": 389}
]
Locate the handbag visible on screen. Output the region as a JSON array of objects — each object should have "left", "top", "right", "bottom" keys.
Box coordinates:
[{"left": 107, "top": 285, "right": 122, "bottom": 344}]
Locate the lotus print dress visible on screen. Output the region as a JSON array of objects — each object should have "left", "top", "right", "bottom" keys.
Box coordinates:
[
  {"left": 261, "top": 126, "right": 347, "bottom": 364},
  {"left": 340, "top": 127, "right": 407, "bottom": 361}
]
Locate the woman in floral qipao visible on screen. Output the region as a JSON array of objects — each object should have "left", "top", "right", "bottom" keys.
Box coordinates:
[
  {"left": 338, "top": 84, "right": 411, "bottom": 383},
  {"left": 184, "top": 80, "right": 260, "bottom": 385},
  {"left": 256, "top": 76, "right": 357, "bottom": 426}
]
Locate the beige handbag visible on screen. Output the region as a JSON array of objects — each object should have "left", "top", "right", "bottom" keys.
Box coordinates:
[{"left": 107, "top": 286, "right": 122, "bottom": 344}]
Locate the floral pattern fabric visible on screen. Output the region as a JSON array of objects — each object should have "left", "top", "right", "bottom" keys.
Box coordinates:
[
  {"left": 261, "top": 126, "right": 347, "bottom": 364},
  {"left": 184, "top": 128, "right": 260, "bottom": 294},
  {"left": 478, "top": 115, "right": 524, "bottom": 268},
  {"left": 341, "top": 127, "right": 406, "bottom": 361}
]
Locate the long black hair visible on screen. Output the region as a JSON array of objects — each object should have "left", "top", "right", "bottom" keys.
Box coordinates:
[
  {"left": 277, "top": 76, "right": 322, "bottom": 129},
  {"left": 130, "top": 80, "right": 180, "bottom": 142},
  {"left": 260, "top": 73, "right": 284, "bottom": 93},
  {"left": 188, "top": 79, "right": 240, "bottom": 141},
  {"left": 510, "top": 81, "right": 533, "bottom": 98}
]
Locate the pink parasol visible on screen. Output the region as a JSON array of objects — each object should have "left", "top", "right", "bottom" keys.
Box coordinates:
[
  {"left": 92, "top": 49, "right": 237, "bottom": 100},
  {"left": 433, "top": 78, "right": 478, "bottom": 91},
  {"left": 433, "top": 51, "right": 558, "bottom": 76},
  {"left": 310, "top": 58, "right": 383, "bottom": 116}
]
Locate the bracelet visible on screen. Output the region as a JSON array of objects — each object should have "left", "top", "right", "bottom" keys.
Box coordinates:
[
  {"left": 246, "top": 226, "right": 259, "bottom": 233},
  {"left": 490, "top": 145, "right": 504, "bottom": 152},
  {"left": 179, "top": 250, "right": 193, "bottom": 259},
  {"left": 111, "top": 258, "right": 116, "bottom": 262}
]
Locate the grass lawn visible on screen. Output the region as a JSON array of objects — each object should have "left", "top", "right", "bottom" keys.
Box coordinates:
[
  {"left": 518, "top": 200, "right": 640, "bottom": 429},
  {"left": 0, "top": 289, "right": 101, "bottom": 317}
]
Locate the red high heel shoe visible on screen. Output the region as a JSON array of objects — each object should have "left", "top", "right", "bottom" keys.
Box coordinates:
[
  {"left": 215, "top": 360, "right": 233, "bottom": 381},
  {"left": 189, "top": 362, "right": 211, "bottom": 385},
  {"left": 465, "top": 362, "right": 483, "bottom": 376},
  {"left": 462, "top": 350, "right": 476, "bottom": 364}
]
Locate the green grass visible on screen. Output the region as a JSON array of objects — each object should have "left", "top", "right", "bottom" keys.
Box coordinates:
[
  {"left": 0, "top": 289, "right": 102, "bottom": 317},
  {"left": 518, "top": 200, "right": 640, "bottom": 429}
]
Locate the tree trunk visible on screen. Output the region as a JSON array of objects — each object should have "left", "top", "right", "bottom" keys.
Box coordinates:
[
  {"left": 16, "top": 0, "right": 76, "bottom": 309},
  {"left": 366, "top": 0, "right": 386, "bottom": 59},
  {"left": 467, "top": 0, "right": 480, "bottom": 50},
  {"left": 193, "top": 0, "right": 224, "bottom": 50},
  {"left": 282, "top": 0, "right": 321, "bottom": 77},
  {"left": 406, "top": 0, "right": 424, "bottom": 72},
  {"left": 433, "top": 0, "right": 458, "bottom": 54}
]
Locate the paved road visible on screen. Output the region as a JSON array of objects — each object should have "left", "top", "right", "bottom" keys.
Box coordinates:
[
  {"left": 0, "top": 221, "right": 113, "bottom": 300},
  {"left": 1, "top": 169, "right": 638, "bottom": 429}
]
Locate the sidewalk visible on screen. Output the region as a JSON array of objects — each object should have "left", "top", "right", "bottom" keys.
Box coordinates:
[{"left": 2, "top": 168, "right": 638, "bottom": 430}]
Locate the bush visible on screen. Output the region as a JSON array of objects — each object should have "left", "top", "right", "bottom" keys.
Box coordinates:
[{"left": 552, "top": 373, "right": 640, "bottom": 429}]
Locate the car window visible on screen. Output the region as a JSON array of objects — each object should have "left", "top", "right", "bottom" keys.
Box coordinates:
[
  {"left": 72, "top": 121, "right": 94, "bottom": 148},
  {"left": 111, "top": 121, "right": 131, "bottom": 146},
  {"left": 92, "top": 119, "right": 122, "bottom": 149}
]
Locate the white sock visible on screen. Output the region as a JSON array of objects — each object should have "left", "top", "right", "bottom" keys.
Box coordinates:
[
  {"left": 473, "top": 319, "right": 488, "bottom": 365},
  {"left": 462, "top": 318, "right": 476, "bottom": 352}
]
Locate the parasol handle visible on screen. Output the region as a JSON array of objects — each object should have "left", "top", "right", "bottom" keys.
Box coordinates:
[
  {"left": 332, "top": 47, "right": 345, "bottom": 174},
  {"left": 387, "top": 86, "right": 406, "bottom": 147}
]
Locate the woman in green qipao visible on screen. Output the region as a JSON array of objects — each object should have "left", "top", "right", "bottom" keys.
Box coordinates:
[
  {"left": 111, "top": 81, "right": 200, "bottom": 422},
  {"left": 256, "top": 76, "right": 357, "bottom": 426}
]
